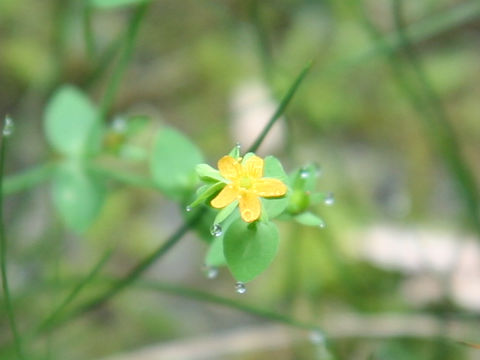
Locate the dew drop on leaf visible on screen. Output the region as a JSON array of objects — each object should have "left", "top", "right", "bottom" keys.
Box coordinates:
[
  {"left": 300, "top": 168, "right": 310, "bottom": 179},
  {"left": 210, "top": 223, "right": 223, "bottom": 237}
]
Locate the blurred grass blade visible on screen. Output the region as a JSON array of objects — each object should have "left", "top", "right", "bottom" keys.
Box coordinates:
[
  {"left": 326, "top": 1, "right": 480, "bottom": 78},
  {"left": 0, "top": 120, "right": 26, "bottom": 359},
  {"left": 2, "top": 162, "right": 55, "bottom": 196},
  {"left": 248, "top": 60, "right": 314, "bottom": 153},
  {"left": 391, "top": 0, "right": 480, "bottom": 232},
  {"left": 99, "top": 1, "right": 150, "bottom": 119},
  {"left": 36, "top": 247, "right": 115, "bottom": 333}
]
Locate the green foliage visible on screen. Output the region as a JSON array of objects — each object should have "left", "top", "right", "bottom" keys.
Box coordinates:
[
  {"left": 44, "top": 85, "right": 102, "bottom": 157},
  {"left": 262, "top": 156, "right": 289, "bottom": 219},
  {"left": 195, "top": 164, "right": 224, "bottom": 183},
  {"left": 90, "top": 0, "right": 147, "bottom": 9},
  {"left": 150, "top": 127, "right": 204, "bottom": 199},
  {"left": 51, "top": 161, "right": 106, "bottom": 233},
  {"left": 224, "top": 219, "right": 279, "bottom": 282},
  {"left": 294, "top": 211, "right": 325, "bottom": 227}
]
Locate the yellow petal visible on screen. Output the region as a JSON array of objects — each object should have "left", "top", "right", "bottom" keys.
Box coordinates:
[
  {"left": 218, "top": 156, "right": 242, "bottom": 181},
  {"left": 211, "top": 184, "right": 239, "bottom": 208},
  {"left": 239, "top": 191, "right": 261, "bottom": 223},
  {"left": 252, "top": 178, "right": 287, "bottom": 197},
  {"left": 243, "top": 155, "right": 264, "bottom": 178}
]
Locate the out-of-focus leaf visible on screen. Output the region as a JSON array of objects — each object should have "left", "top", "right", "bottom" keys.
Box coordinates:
[
  {"left": 44, "top": 85, "right": 102, "bottom": 157},
  {"left": 52, "top": 161, "right": 106, "bottom": 233},
  {"left": 294, "top": 212, "right": 325, "bottom": 227},
  {"left": 150, "top": 127, "right": 203, "bottom": 199}
]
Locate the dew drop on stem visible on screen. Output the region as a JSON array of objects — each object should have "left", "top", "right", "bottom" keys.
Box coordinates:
[
  {"left": 235, "top": 282, "right": 246, "bottom": 294},
  {"left": 309, "top": 330, "right": 325, "bottom": 345},
  {"left": 3, "top": 116, "right": 14, "bottom": 137},
  {"left": 185, "top": 205, "right": 192, "bottom": 212}
]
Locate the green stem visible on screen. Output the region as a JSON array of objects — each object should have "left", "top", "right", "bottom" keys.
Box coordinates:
[
  {"left": 0, "top": 135, "right": 25, "bottom": 359},
  {"left": 88, "top": 163, "right": 159, "bottom": 189},
  {"left": 2, "top": 162, "right": 56, "bottom": 196},
  {"left": 136, "top": 280, "right": 321, "bottom": 332},
  {"left": 99, "top": 2, "right": 150, "bottom": 119},
  {"left": 43, "top": 209, "right": 206, "bottom": 331},
  {"left": 35, "top": 247, "right": 115, "bottom": 334},
  {"left": 391, "top": 0, "right": 480, "bottom": 233},
  {"left": 248, "top": 60, "right": 313, "bottom": 153},
  {"left": 82, "top": 2, "right": 96, "bottom": 58}
]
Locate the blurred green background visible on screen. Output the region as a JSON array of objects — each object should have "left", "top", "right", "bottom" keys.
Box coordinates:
[{"left": 1, "top": 0, "right": 480, "bottom": 359}]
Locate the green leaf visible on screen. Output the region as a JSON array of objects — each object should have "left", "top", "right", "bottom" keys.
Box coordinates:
[
  {"left": 214, "top": 200, "right": 238, "bottom": 225},
  {"left": 262, "top": 156, "right": 289, "bottom": 219},
  {"left": 188, "top": 182, "right": 224, "bottom": 208},
  {"left": 228, "top": 144, "right": 241, "bottom": 159},
  {"left": 150, "top": 127, "right": 204, "bottom": 199},
  {"left": 294, "top": 212, "right": 325, "bottom": 228},
  {"left": 52, "top": 161, "right": 106, "bottom": 233},
  {"left": 44, "top": 85, "right": 102, "bottom": 157},
  {"left": 224, "top": 219, "right": 279, "bottom": 282},
  {"left": 206, "top": 235, "right": 226, "bottom": 267},
  {"left": 196, "top": 164, "right": 224, "bottom": 183},
  {"left": 90, "top": 0, "right": 147, "bottom": 9}
]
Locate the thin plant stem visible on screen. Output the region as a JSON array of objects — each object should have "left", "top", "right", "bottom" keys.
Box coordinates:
[
  {"left": 99, "top": 2, "right": 150, "bottom": 119},
  {"left": 136, "top": 280, "right": 322, "bottom": 332},
  {"left": 391, "top": 0, "right": 480, "bottom": 233},
  {"left": 0, "top": 131, "right": 25, "bottom": 359},
  {"left": 47, "top": 209, "right": 206, "bottom": 331},
  {"left": 35, "top": 247, "right": 115, "bottom": 334},
  {"left": 2, "top": 162, "right": 56, "bottom": 196},
  {"left": 82, "top": 2, "right": 96, "bottom": 58},
  {"left": 248, "top": 60, "right": 313, "bottom": 153}
]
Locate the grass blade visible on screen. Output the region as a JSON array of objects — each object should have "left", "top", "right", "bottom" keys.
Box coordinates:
[{"left": 0, "top": 118, "right": 26, "bottom": 359}]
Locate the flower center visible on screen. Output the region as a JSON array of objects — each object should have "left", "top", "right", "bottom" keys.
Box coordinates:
[{"left": 238, "top": 176, "right": 253, "bottom": 189}]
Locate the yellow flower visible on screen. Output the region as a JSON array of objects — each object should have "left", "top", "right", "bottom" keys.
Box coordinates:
[{"left": 211, "top": 155, "right": 287, "bottom": 223}]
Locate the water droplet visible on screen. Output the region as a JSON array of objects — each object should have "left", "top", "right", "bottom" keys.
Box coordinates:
[
  {"left": 313, "top": 163, "right": 322, "bottom": 177},
  {"left": 185, "top": 206, "right": 192, "bottom": 212},
  {"left": 324, "top": 192, "right": 335, "bottom": 206},
  {"left": 235, "top": 282, "right": 246, "bottom": 294},
  {"left": 203, "top": 265, "right": 218, "bottom": 279},
  {"left": 210, "top": 223, "right": 223, "bottom": 237},
  {"left": 235, "top": 142, "right": 241, "bottom": 150},
  {"left": 318, "top": 219, "right": 326, "bottom": 229},
  {"left": 112, "top": 116, "right": 127, "bottom": 133},
  {"left": 3, "top": 116, "right": 14, "bottom": 137},
  {"left": 300, "top": 168, "right": 310, "bottom": 179},
  {"left": 309, "top": 330, "right": 325, "bottom": 344}
]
